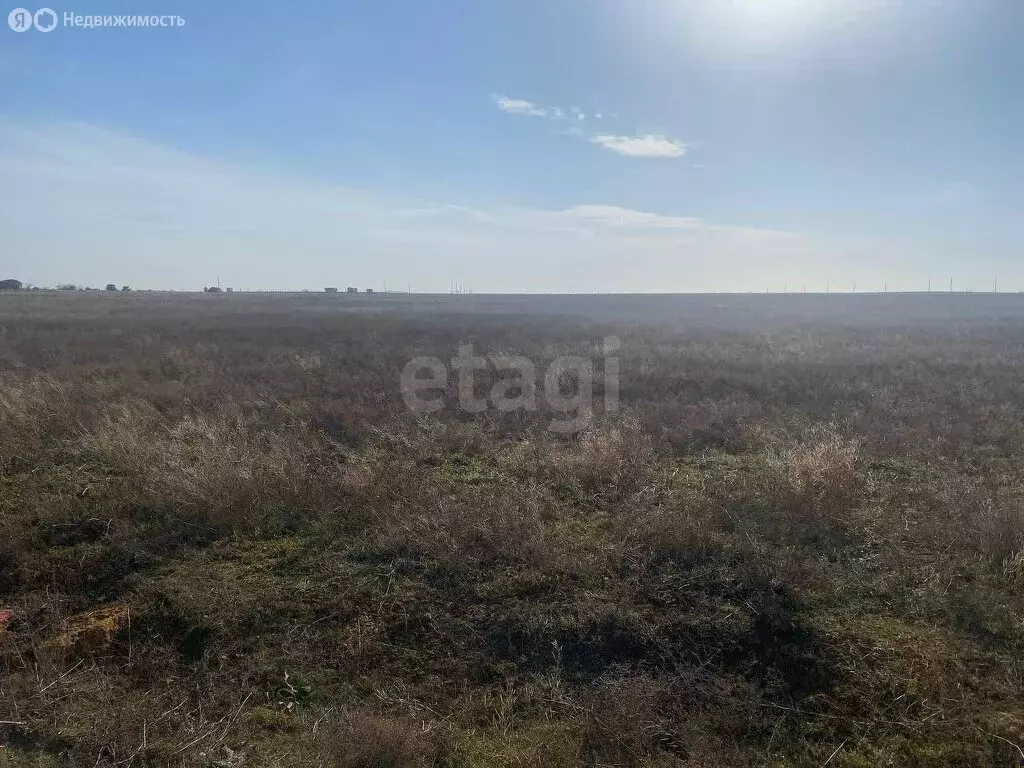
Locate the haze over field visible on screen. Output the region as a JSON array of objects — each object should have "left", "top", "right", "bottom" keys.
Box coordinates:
[
  {"left": 2, "top": 290, "right": 1024, "bottom": 765},
  {"left": 2, "top": 1, "right": 1021, "bottom": 291}
]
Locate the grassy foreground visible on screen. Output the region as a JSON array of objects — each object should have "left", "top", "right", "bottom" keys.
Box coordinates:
[{"left": 1, "top": 292, "right": 1022, "bottom": 767}]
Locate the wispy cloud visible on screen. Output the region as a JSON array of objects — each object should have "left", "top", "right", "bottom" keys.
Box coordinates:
[
  {"left": 560, "top": 205, "right": 701, "bottom": 229},
  {"left": 591, "top": 135, "right": 688, "bottom": 158},
  {"left": 491, "top": 94, "right": 688, "bottom": 159},
  {"left": 491, "top": 94, "right": 562, "bottom": 119}
]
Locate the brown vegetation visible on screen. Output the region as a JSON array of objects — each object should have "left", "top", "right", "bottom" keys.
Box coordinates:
[{"left": 0, "top": 291, "right": 1023, "bottom": 766}]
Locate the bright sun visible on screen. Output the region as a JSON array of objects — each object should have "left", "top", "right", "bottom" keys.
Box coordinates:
[
  {"left": 720, "top": 0, "right": 847, "bottom": 41},
  {"left": 734, "top": 0, "right": 811, "bottom": 14},
  {"left": 730, "top": 0, "right": 828, "bottom": 24},
  {"left": 634, "top": 0, "right": 863, "bottom": 61}
]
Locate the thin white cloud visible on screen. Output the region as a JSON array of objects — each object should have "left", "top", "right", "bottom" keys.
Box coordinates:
[
  {"left": 560, "top": 205, "right": 701, "bottom": 229},
  {"left": 591, "top": 134, "right": 688, "bottom": 158},
  {"left": 491, "top": 95, "right": 688, "bottom": 159},
  {"left": 491, "top": 94, "right": 561, "bottom": 119}
]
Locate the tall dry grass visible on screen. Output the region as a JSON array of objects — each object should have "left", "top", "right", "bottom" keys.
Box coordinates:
[
  {"left": 544, "top": 417, "right": 656, "bottom": 501},
  {"left": 345, "top": 456, "right": 552, "bottom": 566},
  {"left": 318, "top": 712, "right": 446, "bottom": 768},
  {"left": 765, "top": 425, "right": 861, "bottom": 520},
  {"left": 0, "top": 375, "right": 74, "bottom": 462},
  {"left": 80, "top": 400, "right": 346, "bottom": 531},
  {"left": 938, "top": 479, "right": 1024, "bottom": 575}
]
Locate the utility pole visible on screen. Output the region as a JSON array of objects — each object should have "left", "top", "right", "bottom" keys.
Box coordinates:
[
  {"left": 994, "top": 277, "right": 999, "bottom": 293},
  {"left": 928, "top": 278, "right": 932, "bottom": 293},
  {"left": 950, "top": 277, "right": 954, "bottom": 293}
]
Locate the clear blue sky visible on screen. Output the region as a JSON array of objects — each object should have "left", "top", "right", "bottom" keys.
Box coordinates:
[{"left": 1, "top": 0, "right": 1021, "bottom": 291}]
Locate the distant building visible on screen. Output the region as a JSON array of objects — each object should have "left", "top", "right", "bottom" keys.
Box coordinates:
[
  {"left": 0, "top": 279, "right": 22, "bottom": 290},
  {"left": 325, "top": 287, "right": 339, "bottom": 293},
  {"left": 346, "top": 287, "right": 358, "bottom": 294},
  {"left": 365, "top": 288, "right": 374, "bottom": 294},
  {"left": 225, "top": 287, "right": 233, "bottom": 293}
]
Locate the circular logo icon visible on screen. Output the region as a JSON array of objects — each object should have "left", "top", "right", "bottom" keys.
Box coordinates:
[
  {"left": 8, "top": 7, "right": 33, "bottom": 31},
  {"left": 34, "top": 7, "right": 57, "bottom": 31}
]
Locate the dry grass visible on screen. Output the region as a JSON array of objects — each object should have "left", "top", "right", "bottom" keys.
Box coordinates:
[
  {"left": 362, "top": 461, "right": 552, "bottom": 565},
  {"left": 545, "top": 417, "right": 656, "bottom": 500},
  {"left": 320, "top": 712, "right": 444, "bottom": 768},
  {"left": 80, "top": 400, "right": 346, "bottom": 532},
  {"left": 975, "top": 496, "right": 1024, "bottom": 570},
  {"left": 2, "top": 292, "right": 1024, "bottom": 767},
  {"left": 0, "top": 375, "right": 73, "bottom": 462},
  {"left": 763, "top": 425, "right": 861, "bottom": 526}
]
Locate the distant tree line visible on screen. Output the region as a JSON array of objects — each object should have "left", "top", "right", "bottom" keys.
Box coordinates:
[{"left": 0, "top": 280, "right": 134, "bottom": 292}]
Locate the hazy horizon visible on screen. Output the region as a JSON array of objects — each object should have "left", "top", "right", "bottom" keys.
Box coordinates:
[{"left": 2, "top": 1, "right": 1021, "bottom": 291}]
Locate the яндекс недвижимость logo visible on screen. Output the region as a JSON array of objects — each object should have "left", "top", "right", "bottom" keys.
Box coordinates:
[{"left": 8, "top": 8, "right": 57, "bottom": 31}]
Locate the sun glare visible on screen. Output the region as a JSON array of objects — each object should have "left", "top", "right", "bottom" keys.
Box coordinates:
[
  {"left": 729, "top": 0, "right": 831, "bottom": 29},
  {"left": 710, "top": 0, "right": 861, "bottom": 46},
  {"left": 733, "top": 0, "right": 814, "bottom": 17}
]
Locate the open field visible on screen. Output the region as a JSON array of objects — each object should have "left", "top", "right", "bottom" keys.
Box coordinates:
[{"left": 1, "top": 291, "right": 1023, "bottom": 767}]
